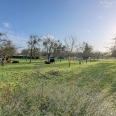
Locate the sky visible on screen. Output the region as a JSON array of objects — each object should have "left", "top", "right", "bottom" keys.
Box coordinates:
[{"left": 0, "top": 0, "right": 116, "bottom": 52}]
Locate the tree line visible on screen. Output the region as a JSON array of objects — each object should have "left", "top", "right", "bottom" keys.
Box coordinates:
[{"left": 1, "top": 32, "right": 115, "bottom": 64}]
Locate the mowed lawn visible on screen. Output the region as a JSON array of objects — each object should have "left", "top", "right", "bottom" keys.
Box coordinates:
[{"left": 0, "top": 58, "right": 116, "bottom": 116}]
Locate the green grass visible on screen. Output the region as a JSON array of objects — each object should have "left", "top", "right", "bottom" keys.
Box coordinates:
[{"left": 0, "top": 58, "right": 116, "bottom": 116}]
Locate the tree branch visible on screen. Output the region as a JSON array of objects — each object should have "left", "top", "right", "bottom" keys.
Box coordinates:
[{"left": 36, "top": 65, "right": 50, "bottom": 80}]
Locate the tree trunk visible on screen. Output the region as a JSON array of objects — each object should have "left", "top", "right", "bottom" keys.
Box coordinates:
[
  {"left": 69, "top": 61, "right": 70, "bottom": 67},
  {"left": 79, "top": 60, "right": 81, "bottom": 65},
  {"left": 48, "top": 53, "right": 50, "bottom": 62},
  {"left": 60, "top": 58, "right": 61, "bottom": 62},
  {"left": 90, "top": 58, "right": 91, "bottom": 62},
  {"left": 26, "top": 56, "right": 27, "bottom": 61},
  {"left": 68, "top": 56, "right": 71, "bottom": 67},
  {"left": 30, "top": 48, "right": 32, "bottom": 63},
  {"left": 86, "top": 59, "right": 87, "bottom": 63}
]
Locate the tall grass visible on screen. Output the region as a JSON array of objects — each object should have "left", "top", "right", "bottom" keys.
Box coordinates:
[{"left": 0, "top": 59, "right": 116, "bottom": 115}]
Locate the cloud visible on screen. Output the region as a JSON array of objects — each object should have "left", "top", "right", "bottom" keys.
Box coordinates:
[
  {"left": 0, "top": 27, "right": 28, "bottom": 49},
  {"left": 42, "top": 34, "right": 58, "bottom": 41},
  {"left": 87, "top": 30, "right": 90, "bottom": 33},
  {"left": 8, "top": 34, "right": 28, "bottom": 45},
  {"left": 3, "top": 23, "right": 12, "bottom": 28},
  {"left": 100, "top": 1, "right": 116, "bottom": 7}
]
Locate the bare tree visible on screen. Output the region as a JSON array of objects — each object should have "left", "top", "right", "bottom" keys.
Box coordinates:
[
  {"left": 110, "top": 36, "right": 116, "bottom": 58},
  {"left": 91, "top": 51, "right": 101, "bottom": 60},
  {"left": 79, "top": 42, "right": 93, "bottom": 63},
  {"left": 58, "top": 44, "right": 66, "bottom": 62},
  {"left": 64, "top": 35, "right": 77, "bottom": 67},
  {"left": 0, "top": 32, "right": 7, "bottom": 43},
  {"left": 0, "top": 32, "right": 16, "bottom": 57},
  {"left": 27, "top": 34, "right": 41, "bottom": 63},
  {"left": 32, "top": 47, "right": 41, "bottom": 59},
  {"left": 1, "top": 40, "right": 17, "bottom": 57},
  {"left": 52, "top": 43, "right": 66, "bottom": 62},
  {"left": 75, "top": 42, "right": 83, "bottom": 64},
  {"left": 21, "top": 48, "right": 29, "bottom": 60},
  {"left": 42, "top": 35, "right": 59, "bottom": 62}
]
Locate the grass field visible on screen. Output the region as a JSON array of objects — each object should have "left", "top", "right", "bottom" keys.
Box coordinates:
[{"left": 0, "top": 58, "right": 116, "bottom": 116}]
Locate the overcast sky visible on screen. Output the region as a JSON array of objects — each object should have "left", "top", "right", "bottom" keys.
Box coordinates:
[{"left": 0, "top": 0, "right": 116, "bottom": 52}]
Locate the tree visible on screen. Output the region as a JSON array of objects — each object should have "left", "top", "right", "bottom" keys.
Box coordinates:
[
  {"left": 81, "top": 42, "right": 93, "bottom": 63},
  {"left": 52, "top": 43, "right": 66, "bottom": 62},
  {"left": 1, "top": 40, "right": 17, "bottom": 57},
  {"left": 110, "top": 36, "right": 116, "bottom": 58},
  {"left": 64, "top": 35, "right": 77, "bottom": 67},
  {"left": 27, "top": 34, "right": 41, "bottom": 63},
  {"left": 103, "top": 52, "right": 110, "bottom": 60},
  {"left": 0, "top": 33, "right": 16, "bottom": 57},
  {"left": 0, "top": 32, "right": 7, "bottom": 43},
  {"left": 32, "top": 47, "right": 41, "bottom": 59},
  {"left": 21, "top": 48, "right": 29, "bottom": 60},
  {"left": 91, "top": 51, "right": 101, "bottom": 60},
  {"left": 42, "top": 35, "right": 59, "bottom": 62},
  {"left": 57, "top": 44, "right": 66, "bottom": 62}
]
